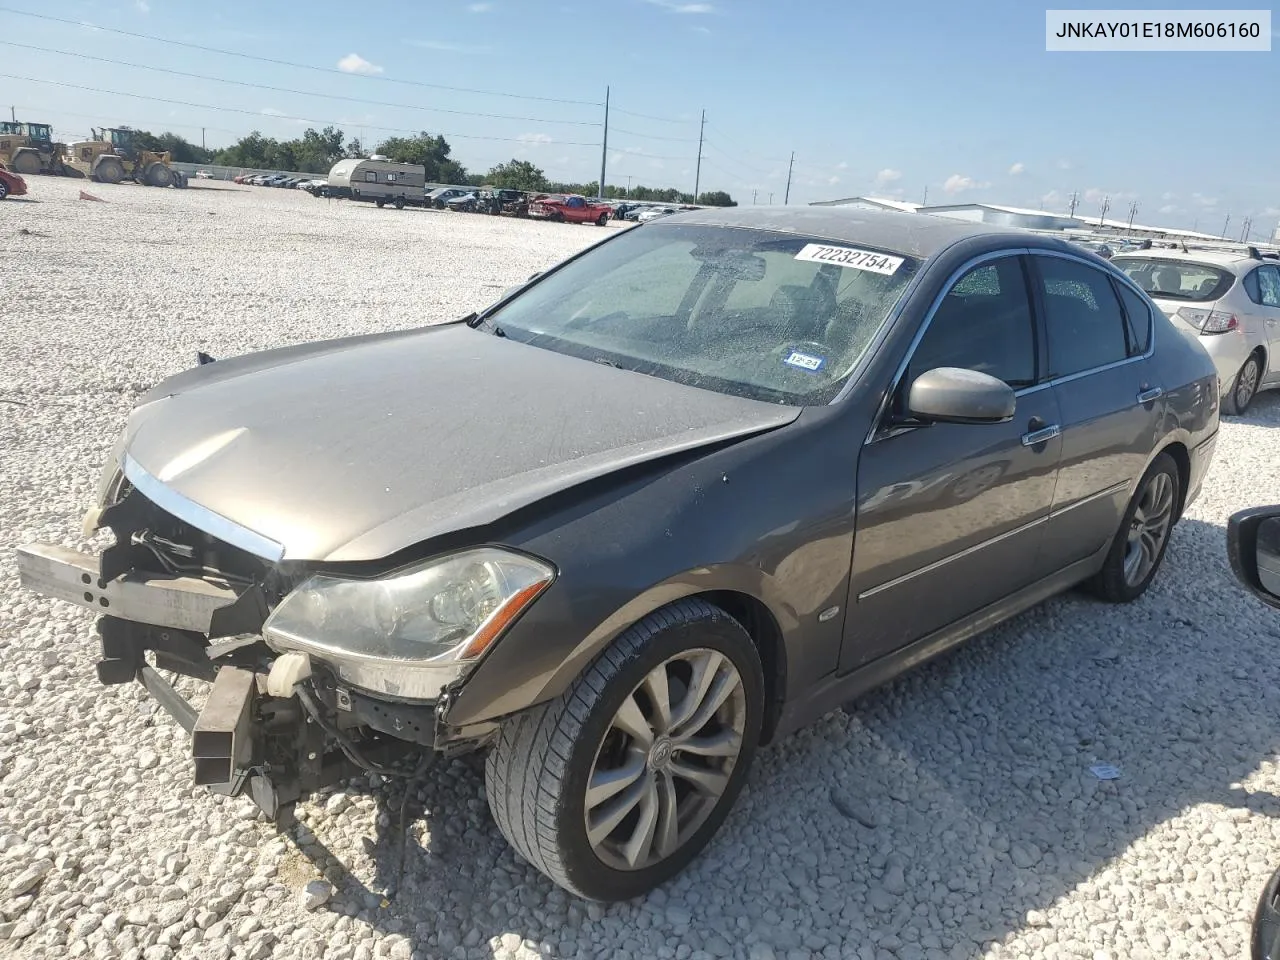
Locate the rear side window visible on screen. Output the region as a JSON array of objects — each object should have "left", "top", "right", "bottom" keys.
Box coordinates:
[
  {"left": 1114, "top": 281, "right": 1153, "bottom": 355},
  {"left": 1113, "top": 258, "right": 1233, "bottom": 302},
  {"left": 1258, "top": 265, "right": 1280, "bottom": 307},
  {"left": 1036, "top": 256, "right": 1129, "bottom": 378}
]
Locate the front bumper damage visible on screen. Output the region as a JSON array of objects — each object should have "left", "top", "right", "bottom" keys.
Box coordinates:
[{"left": 15, "top": 541, "right": 485, "bottom": 823}]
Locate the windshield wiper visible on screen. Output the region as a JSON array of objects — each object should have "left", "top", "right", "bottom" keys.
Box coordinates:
[{"left": 467, "top": 312, "right": 507, "bottom": 337}]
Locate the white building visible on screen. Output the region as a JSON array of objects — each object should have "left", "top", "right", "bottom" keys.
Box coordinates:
[
  {"left": 917, "top": 202, "right": 1080, "bottom": 231},
  {"left": 808, "top": 196, "right": 922, "bottom": 214}
]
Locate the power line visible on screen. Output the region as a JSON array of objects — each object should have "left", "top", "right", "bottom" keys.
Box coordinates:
[
  {"left": 610, "top": 106, "right": 689, "bottom": 124},
  {"left": 0, "top": 74, "right": 603, "bottom": 146},
  {"left": 0, "top": 41, "right": 602, "bottom": 127},
  {"left": 0, "top": 6, "right": 601, "bottom": 107},
  {"left": 610, "top": 125, "right": 698, "bottom": 143}
]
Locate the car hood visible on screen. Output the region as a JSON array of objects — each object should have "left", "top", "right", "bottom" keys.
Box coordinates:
[{"left": 120, "top": 323, "right": 800, "bottom": 564}]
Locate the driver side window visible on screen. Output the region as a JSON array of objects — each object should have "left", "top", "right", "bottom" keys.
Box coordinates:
[{"left": 907, "top": 255, "right": 1038, "bottom": 389}]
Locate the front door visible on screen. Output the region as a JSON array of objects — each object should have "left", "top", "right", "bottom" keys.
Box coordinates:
[
  {"left": 1253, "top": 264, "right": 1280, "bottom": 388},
  {"left": 843, "top": 253, "right": 1061, "bottom": 672},
  {"left": 1030, "top": 254, "right": 1165, "bottom": 571}
]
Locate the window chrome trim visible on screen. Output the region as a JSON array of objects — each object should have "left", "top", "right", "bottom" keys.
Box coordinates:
[
  {"left": 857, "top": 476, "right": 1132, "bottom": 600},
  {"left": 122, "top": 454, "right": 286, "bottom": 563},
  {"left": 863, "top": 247, "right": 1033, "bottom": 446}
]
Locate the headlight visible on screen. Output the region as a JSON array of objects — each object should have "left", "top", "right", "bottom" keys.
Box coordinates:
[{"left": 262, "top": 547, "right": 554, "bottom": 701}]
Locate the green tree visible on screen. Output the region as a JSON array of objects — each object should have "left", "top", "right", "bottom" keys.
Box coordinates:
[
  {"left": 697, "top": 190, "right": 736, "bottom": 207},
  {"left": 373, "top": 131, "right": 470, "bottom": 183},
  {"left": 484, "top": 159, "right": 548, "bottom": 191}
]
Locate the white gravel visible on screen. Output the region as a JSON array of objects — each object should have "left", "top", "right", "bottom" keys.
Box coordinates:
[{"left": 3, "top": 176, "right": 1280, "bottom": 960}]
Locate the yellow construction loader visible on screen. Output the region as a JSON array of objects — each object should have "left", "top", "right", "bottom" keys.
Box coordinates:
[
  {"left": 0, "top": 121, "right": 81, "bottom": 177},
  {"left": 63, "top": 127, "right": 188, "bottom": 188}
]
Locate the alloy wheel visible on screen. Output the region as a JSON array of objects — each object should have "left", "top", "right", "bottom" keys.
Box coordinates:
[
  {"left": 584, "top": 648, "right": 747, "bottom": 872},
  {"left": 1236, "top": 357, "right": 1260, "bottom": 411},
  {"left": 1123, "top": 471, "right": 1175, "bottom": 587}
]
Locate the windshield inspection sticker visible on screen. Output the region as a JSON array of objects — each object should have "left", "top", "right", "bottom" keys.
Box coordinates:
[
  {"left": 794, "top": 243, "right": 904, "bottom": 275},
  {"left": 783, "top": 350, "right": 825, "bottom": 372}
]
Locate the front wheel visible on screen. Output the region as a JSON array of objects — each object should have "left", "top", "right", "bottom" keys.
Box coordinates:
[
  {"left": 485, "top": 598, "right": 764, "bottom": 902},
  {"left": 144, "top": 162, "right": 174, "bottom": 188},
  {"left": 0, "top": 180, "right": 8, "bottom": 200},
  {"left": 394, "top": 197, "right": 405, "bottom": 210},
  {"left": 1086, "top": 452, "right": 1180, "bottom": 603},
  {"left": 1223, "top": 353, "right": 1262, "bottom": 416},
  {"left": 596, "top": 212, "right": 609, "bottom": 226}
]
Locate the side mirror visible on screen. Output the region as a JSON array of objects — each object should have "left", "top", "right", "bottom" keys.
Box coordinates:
[
  {"left": 1227, "top": 506, "right": 1280, "bottom": 611},
  {"left": 906, "top": 367, "right": 1016, "bottom": 425}
]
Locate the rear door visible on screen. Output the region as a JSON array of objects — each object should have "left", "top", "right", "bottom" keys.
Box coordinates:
[
  {"left": 1251, "top": 264, "right": 1280, "bottom": 386},
  {"left": 843, "top": 252, "right": 1062, "bottom": 671},
  {"left": 1030, "top": 252, "right": 1164, "bottom": 572}
]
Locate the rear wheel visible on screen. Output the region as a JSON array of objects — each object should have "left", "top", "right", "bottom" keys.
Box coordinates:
[
  {"left": 375, "top": 199, "right": 385, "bottom": 208},
  {"left": 1086, "top": 452, "right": 1180, "bottom": 603},
  {"left": 93, "top": 158, "right": 125, "bottom": 184},
  {"left": 0, "top": 180, "right": 9, "bottom": 201},
  {"left": 596, "top": 212, "right": 609, "bottom": 226},
  {"left": 1223, "top": 353, "right": 1261, "bottom": 416},
  {"left": 485, "top": 598, "right": 763, "bottom": 902},
  {"left": 11, "top": 151, "right": 39, "bottom": 175},
  {"left": 393, "top": 197, "right": 405, "bottom": 210},
  {"left": 144, "top": 163, "right": 174, "bottom": 188}
]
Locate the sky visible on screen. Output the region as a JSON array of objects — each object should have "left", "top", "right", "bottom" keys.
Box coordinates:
[{"left": 1, "top": 0, "right": 1277, "bottom": 235}]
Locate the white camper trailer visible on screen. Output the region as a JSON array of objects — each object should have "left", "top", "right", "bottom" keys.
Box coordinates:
[{"left": 325, "top": 157, "right": 427, "bottom": 209}]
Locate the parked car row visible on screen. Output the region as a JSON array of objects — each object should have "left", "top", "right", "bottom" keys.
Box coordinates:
[{"left": 234, "top": 172, "right": 326, "bottom": 190}]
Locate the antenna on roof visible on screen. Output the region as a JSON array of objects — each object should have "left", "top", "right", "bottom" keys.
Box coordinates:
[{"left": 1247, "top": 245, "right": 1262, "bottom": 260}]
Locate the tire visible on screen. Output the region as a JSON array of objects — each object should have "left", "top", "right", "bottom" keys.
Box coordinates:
[
  {"left": 1086, "top": 452, "right": 1180, "bottom": 603},
  {"left": 11, "top": 151, "right": 39, "bottom": 176},
  {"left": 485, "top": 598, "right": 764, "bottom": 902},
  {"left": 0, "top": 180, "right": 8, "bottom": 201},
  {"left": 144, "top": 163, "right": 174, "bottom": 188},
  {"left": 375, "top": 199, "right": 385, "bottom": 208},
  {"left": 1222, "top": 352, "right": 1261, "bottom": 416},
  {"left": 596, "top": 212, "right": 609, "bottom": 226},
  {"left": 394, "top": 197, "right": 405, "bottom": 210},
  {"left": 93, "top": 158, "right": 125, "bottom": 185}
]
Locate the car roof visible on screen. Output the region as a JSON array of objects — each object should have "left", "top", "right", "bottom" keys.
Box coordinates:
[
  {"left": 1111, "top": 248, "right": 1259, "bottom": 270},
  {"left": 657, "top": 205, "right": 1066, "bottom": 260}
]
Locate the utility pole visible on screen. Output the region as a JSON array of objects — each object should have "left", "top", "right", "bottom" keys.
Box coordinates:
[
  {"left": 1098, "top": 195, "right": 1110, "bottom": 227},
  {"left": 202, "top": 127, "right": 206, "bottom": 151},
  {"left": 1068, "top": 191, "right": 1079, "bottom": 218},
  {"left": 1126, "top": 200, "right": 1138, "bottom": 232},
  {"left": 783, "top": 151, "right": 795, "bottom": 205},
  {"left": 768, "top": 192, "right": 774, "bottom": 205},
  {"left": 752, "top": 189, "right": 758, "bottom": 205},
  {"left": 1240, "top": 217, "right": 1252, "bottom": 242},
  {"left": 921, "top": 186, "right": 928, "bottom": 207},
  {"left": 693, "top": 109, "right": 705, "bottom": 200},
  {"left": 1222, "top": 214, "right": 1231, "bottom": 239},
  {"left": 9, "top": 106, "right": 14, "bottom": 122},
  {"left": 598, "top": 85, "right": 609, "bottom": 200}
]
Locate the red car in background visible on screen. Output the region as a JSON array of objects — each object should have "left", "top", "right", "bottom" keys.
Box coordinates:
[
  {"left": 528, "top": 194, "right": 612, "bottom": 225},
  {"left": 0, "top": 161, "right": 28, "bottom": 200}
]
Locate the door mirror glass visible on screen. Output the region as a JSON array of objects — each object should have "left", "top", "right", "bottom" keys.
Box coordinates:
[
  {"left": 907, "top": 367, "right": 1016, "bottom": 424},
  {"left": 1227, "top": 507, "right": 1280, "bottom": 610}
]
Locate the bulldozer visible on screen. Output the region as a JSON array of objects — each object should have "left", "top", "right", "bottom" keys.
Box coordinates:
[
  {"left": 0, "top": 121, "right": 81, "bottom": 177},
  {"left": 63, "top": 127, "right": 188, "bottom": 188}
]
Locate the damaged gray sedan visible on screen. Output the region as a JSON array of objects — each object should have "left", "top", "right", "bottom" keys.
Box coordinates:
[{"left": 17, "top": 206, "right": 1219, "bottom": 902}]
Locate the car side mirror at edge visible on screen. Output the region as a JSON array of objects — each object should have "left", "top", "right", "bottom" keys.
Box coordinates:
[
  {"left": 1227, "top": 506, "right": 1280, "bottom": 611},
  {"left": 906, "top": 367, "right": 1016, "bottom": 425}
]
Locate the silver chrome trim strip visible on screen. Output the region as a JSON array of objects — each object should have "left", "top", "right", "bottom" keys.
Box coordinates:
[
  {"left": 857, "top": 477, "right": 1132, "bottom": 600},
  {"left": 1046, "top": 479, "right": 1130, "bottom": 521},
  {"left": 122, "top": 454, "right": 286, "bottom": 562},
  {"left": 858, "top": 513, "right": 1046, "bottom": 601}
]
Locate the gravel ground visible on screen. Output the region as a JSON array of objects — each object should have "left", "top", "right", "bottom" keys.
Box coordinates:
[{"left": 3, "top": 176, "right": 1280, "bottom": 960}]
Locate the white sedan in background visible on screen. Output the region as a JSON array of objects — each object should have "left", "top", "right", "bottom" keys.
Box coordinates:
[{"left": 1113, "top": 247, "right": 1280, "bottom": 414}]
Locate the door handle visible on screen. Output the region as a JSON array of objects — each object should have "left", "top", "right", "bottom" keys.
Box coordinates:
[
  {"left": 1021, "top": 424, "right": 1061, "bottom": 447},
  {"left": 1136, "top": 386, "right": 1164, "bottom": 404}
]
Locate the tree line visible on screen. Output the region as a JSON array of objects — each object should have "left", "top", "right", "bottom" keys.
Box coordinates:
[{"left": 126, "top": 126, "right": 736, "bottom": 206}]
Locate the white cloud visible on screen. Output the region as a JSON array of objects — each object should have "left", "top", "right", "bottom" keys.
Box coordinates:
[
  {"left": 135, "top": 0, "right": 150, "bottom": 12},
  {"left": 874, "top": 168, "right": 902, "bottom": 187},
  {"left": 691, "top": 25, "right": 711, "bottom": 33},
  {"left": 261, "top": 107, "right": 286, "bottom": 116},
  {"left": 836, "top": 161, "right": 848, "bottom": 170},
  {"left": 1191, "top": 192, "right": 1218, "bottom": 208},
  {"left": 1083, "top": 187, "right": 1106, "bottom": 204},
  {"left": 1162, "top": 191, "right": 1177, "bottom": 201},
  {"left": 1263, "top": 206, "right": 1280, "bottom": 217},
  {"left": 1008, "top": 161, "right": 1024, "bottom": 175},
  {"left": 943, "top": 173, "right": 988, "bottom": 194},
  {"left": 1041, "top": 189, "right": 1063, "bottom": 208},
  {"left": 1057, "top": 158, "right": 1072, "bottom": 170},
  {"left": 645, "top": 0, "right": 714, "bottom": 12},
  {"left": 467, "top": 1, "right": 493, "bottom": 10},
  {"left": 1158, "top": 204, "right": 1178, "bottom": 214},
  {"left": 337, "top": 53, "right": 383, "bottom": 75},
  {"left": 827, "top": 176, "right": 840, "bottom": 186},
  {"left": 517, "top": 133, "right": 553, "bottom": 146}
]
